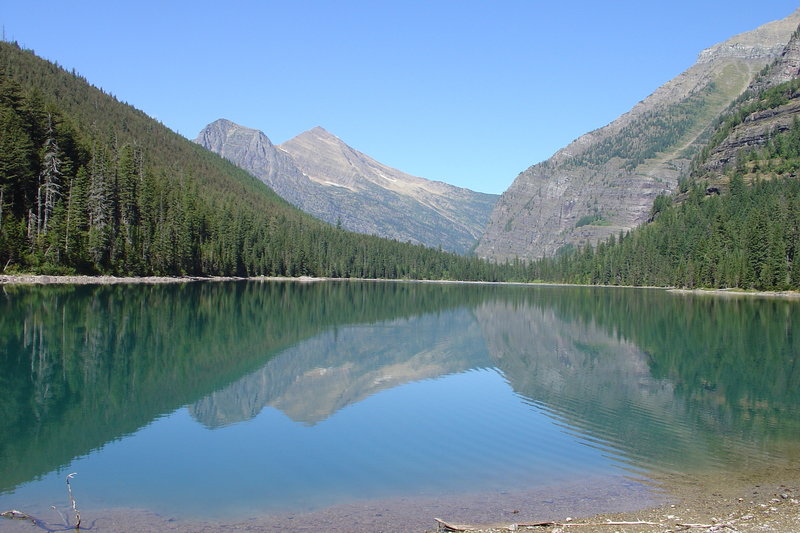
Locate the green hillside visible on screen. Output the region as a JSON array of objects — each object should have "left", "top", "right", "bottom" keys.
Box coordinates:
[{"left": 0, "top": 42, "right": 508, "bottom": 281}]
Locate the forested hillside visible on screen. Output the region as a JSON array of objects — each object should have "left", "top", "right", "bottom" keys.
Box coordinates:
[
  {"left": 0, "top": 42, "right": 511, "bottom": 281},
  {"left": 527, "top": 74, "right": 800, "bottom": 290}
]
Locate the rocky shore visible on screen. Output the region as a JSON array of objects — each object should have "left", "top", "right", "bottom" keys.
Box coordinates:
[
  {"left": 0, "top": 274, "right": 247, "bottom": 285},
  {"left": 439, "top": 484, "right": 800, "bottom": 533},
  {"left": 1, "top": 483, "right": 798, "bottom": 533}
]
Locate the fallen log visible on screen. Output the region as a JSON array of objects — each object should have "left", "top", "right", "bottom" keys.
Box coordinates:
[
  {"left": 435, "top": 517, "right": 664, "bottom": 531},
  {"left": 1, "top": 509, "right": 43, "bottom": 528}
]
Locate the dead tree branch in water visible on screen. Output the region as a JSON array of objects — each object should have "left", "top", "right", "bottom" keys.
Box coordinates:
[
  {"left": 1, "top": 472, "right": 83, "bottom": 530},
  {"left": 66, "top": 472, "right": 81, "bottom": 529}
]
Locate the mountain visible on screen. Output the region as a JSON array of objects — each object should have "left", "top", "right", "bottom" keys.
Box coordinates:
[
  {"left": 196, "top": 120, "right": 498, "bottom": 254},
  {"left": 193, "top": 118, "right": 319, "bottom": 210},
  {"left": 0, "top": 42, "right": 511, "bottom": 280},
  {"left": 476, "top": 10, "right": 800, "bottom": 261},
  {"left": 524, "top": 26, "right": 800, "bottom": 290}
]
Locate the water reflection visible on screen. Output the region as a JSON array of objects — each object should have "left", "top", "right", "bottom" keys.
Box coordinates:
[
  {"left": 517, "top": 288, "right": 800, "bottom": 470},
  {"left": 476, "top": 288, "right": 800, "bottom": 475},
  {"left": 0, "top": 281, "right": 486, "bottom": 495},
  {"left": 1, "top": 282, "right": 798, "bottom": 517},
  {"left": 190, "top": 308, "right": 487, "bottom": 427}
]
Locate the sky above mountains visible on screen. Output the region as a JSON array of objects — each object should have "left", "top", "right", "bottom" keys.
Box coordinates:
[{"left": 3, "top": 1, "right": 799, "bottom": 194}]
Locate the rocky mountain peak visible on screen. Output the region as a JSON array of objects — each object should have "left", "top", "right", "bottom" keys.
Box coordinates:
[
  {"left": 195, "top": 118, "right": 275, "bottom": 159},
  {"left": 290, "top": 126, "right": 345, "bottom": 149},
  {"left": 197, "top": 119, "right": 498, "bottom": 254},
  {"left": 697, "top": 10, "right": 800, "bottom": 64},
  {"left": 194, "top": 119, "right": 316, "bottom": 209},
  {"left": 476, "top": 9, "right": 800, "bottom": 262},
  {"left": 308, "top": 125, "right": 335, "bottom": 137}
]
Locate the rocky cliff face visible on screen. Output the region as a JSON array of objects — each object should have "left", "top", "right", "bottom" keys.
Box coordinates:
[
  {"left": 750, "top": 27, "right": 800, "bottom": 91},
  {"left": 700, "top": 27, "right": 800, "bottom": 177},
  {"left": 196, "top": 120, "right": 497, "bottom": 254},
  {"left": 701, "top": 99, "right": 800, "bottom": 175},
  {"left": 476, "top": 11, "right": 800, "bottom": 261}
]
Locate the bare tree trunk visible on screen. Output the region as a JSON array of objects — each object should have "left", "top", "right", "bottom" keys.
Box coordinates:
[{"left": 37, "top": 182, "right": 42, "bottom": 238}]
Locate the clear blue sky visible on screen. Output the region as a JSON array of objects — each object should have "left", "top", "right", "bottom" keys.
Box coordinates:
[{"left": 3, "top": 1, "right": 799, "bottom": 194}]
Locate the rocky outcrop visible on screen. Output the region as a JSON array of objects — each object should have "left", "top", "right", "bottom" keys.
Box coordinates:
[
  {"left": 196, "top": 121, "right": 497, "bottom": 254},
  {"left": 476, "top": 10, "right": 800, "bottom": 261},
  {"left": 702, "top": 99, "right": 800, "bottom": 173},
  {"left": 701, "top": 27, "right": 800, "bottom": 176},
  {"left": 751, "top": 28, "right": 800, "bottom": 91}
]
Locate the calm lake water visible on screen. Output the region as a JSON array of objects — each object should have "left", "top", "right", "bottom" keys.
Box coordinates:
[{"left": 1, "top": 281, "right": 799, "bottom": 525}]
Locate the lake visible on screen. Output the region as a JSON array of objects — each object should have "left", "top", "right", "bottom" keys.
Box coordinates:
[{"left": 1, "top": 281, "right": 799, "bottom": 531}]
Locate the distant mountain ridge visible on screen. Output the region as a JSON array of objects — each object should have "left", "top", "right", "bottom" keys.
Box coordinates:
[
  {"left": 196, "top": 120, "right": 498, "bottom": 254},
  {"left": 476, "top": 9, "right": 800, "bottom": 261}
]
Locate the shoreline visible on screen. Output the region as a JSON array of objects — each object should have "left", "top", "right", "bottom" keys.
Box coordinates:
[
  {"left": 3, "top": 273, "right": 800, "bottom": 299},
  {"left": 2, "top": 473, "right": 798, "bottom": 532},
  {"left": 0, "top": 273, "right": 561, "bottom": 287}
]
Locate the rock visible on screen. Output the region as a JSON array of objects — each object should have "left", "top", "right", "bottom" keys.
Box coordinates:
[{"left": 701, "top": 99, "right": 800, "bottom": 175}]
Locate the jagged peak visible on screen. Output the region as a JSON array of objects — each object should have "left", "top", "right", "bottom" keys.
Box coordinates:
[
  {"left": 295, "top": 125, "right": 343, "bottom": 144},
  {"left": 309, "top": 125, "right": 331, "bottom": 135},
  {"left": 195, "top": 118, "right": 274, "bottom": 148},
  {"left": 696, "top": 9, "right": 800, "bottom": 64},
  {"left": 206, "top": 117, "right": 237, "bottom": 129}
]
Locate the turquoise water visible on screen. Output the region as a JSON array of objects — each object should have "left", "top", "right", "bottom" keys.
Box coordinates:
[{"left": 1, "top": 281, "right": 799, "bottom": 520}]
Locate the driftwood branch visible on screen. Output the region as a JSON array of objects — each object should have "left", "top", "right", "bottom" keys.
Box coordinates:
[
  {"left": 674, "top": 523, "right": 737, "bottom": 531},
  {"left": 66, "top": 472, "right": 81, "bottom": 529},
  {"left": 52, "top": 504, "right": 68, "bottom": 527},
  {"left": 436, "top": 517, "right": 681, "bottom": 531},
  {"left": 1, "top": 509, "right": 35, "bottom": 521},
  {"left": 1, "top": 509, "right": 46, "bottom": 529},
  {"left": 436, "top": 518, "right": 558, "bottom": 531},
  {"left": 434, "top": 516, "right": 742, "bottom": 532}
]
